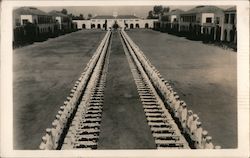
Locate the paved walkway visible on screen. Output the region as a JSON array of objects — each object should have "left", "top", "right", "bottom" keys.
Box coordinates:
[{"left": 98, "top": 31, "right": 156, "bottom": 149}]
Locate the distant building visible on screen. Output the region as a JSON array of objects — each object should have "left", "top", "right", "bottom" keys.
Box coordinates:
[
  {"left": 73, "top": 13, "right": 158, "bottom": 30},
  {"left": 161, "top": 9, "right": 184, "bottom": 23},
  {"left": 158, "top": 9, "right": 184, "bottom": 31},
  {"left": 13, "top": 7, "right": 55, "bottom": 34},
  {"left": 179, "top": 6, "right": 224, "bottom": 34},
  {"left": 92, "top": 15, "right": 115, "bottom": 29},
  {"left": 49, "top": 10, "right": 72, "bottom": 31}
]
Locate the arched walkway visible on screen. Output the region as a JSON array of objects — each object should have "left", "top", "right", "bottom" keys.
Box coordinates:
[
  {"left": 145, "top": 23, "right": 149, "bottom": 28},
  {"left": 97, "top": 24, "right": 101, "bottom": 29},
  {"left": 230, "top": 30, "right": 235, "bottom": 42},
  {"left": 215, "top": 26, "right": 221, "bottom": 41},
  {"left": 136, "top": 23, "right": 140, "bottom": 28},
  {"left": 91, "top": 24, "right": 95, "bottom": 29},
  {"left": 224, "top": 29, "right": 227, "bottom": 42},
  {"left": 82, "top": 24, "right": 86, "bottom": 29},
  {"left": 130, "top": 24, "right": 134, "bottom": 29}
]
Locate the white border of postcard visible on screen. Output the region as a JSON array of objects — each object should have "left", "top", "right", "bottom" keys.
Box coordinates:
[{"left": 1, "top": 0, "right": 249, "bottom": 158}]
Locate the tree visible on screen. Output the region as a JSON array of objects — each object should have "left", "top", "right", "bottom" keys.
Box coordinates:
[
  {"left": 68, "top": 13, "right": 73, "bottom": 18},
  {"left": 79, "top": 14, "right": 84, "bottom": 20},
  {"left": 147, "top": 10, "right": 154, "bottom": 19},
  {"left": 153, "top": 5, "right": 163, "bottom": 15},
  {"left": 87, "top": 14, "right": 92, "bottom": 20},
  {"left": 162, "top": 7, "right": 170, "bottom": 14},
  {"left": 61, "top": 8, "right": 68, "bottom": 15},
  {"left": 147, "top": 5, "right": 170, "bottom": 19}
]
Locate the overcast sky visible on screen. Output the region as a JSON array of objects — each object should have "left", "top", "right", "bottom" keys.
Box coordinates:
[{"left": 39, "top": 6, "right": 233, "bottom": 18}]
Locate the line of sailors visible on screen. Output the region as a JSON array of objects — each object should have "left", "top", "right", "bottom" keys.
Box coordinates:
[
  {"left": 122, "top": 30, "right": 221, "bottom": 149},
  {"left": 167, "top": 90, "right": 220, "bottom": 149},
  {"left": 39, "top": 31, "right": 111, "bottom": 150},
  {"left": 39, "top": 76, "right": 85, "bottom": 149},
  {"left": 147, "top": 58, "right": 219, "bottom": 149}
]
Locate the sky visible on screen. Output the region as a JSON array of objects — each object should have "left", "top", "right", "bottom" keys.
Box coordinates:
[{"left": 39, "top": 5, "right": 233, "bottom": 18}]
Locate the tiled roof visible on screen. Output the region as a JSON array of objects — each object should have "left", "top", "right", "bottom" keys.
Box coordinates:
[
  {"left": 92, "top": 15, "right": 115, "bottom": 19},
  {"left": 48, "top": 10, "right": 68, "bottom": 17},
  {"left": 181, "top": 6, "right": 224, "bottom": 15},
  {"left": 116, "top": 15, "right": 139, "bottom": 19},
  {"left": 225, "top": 6, "right": 236, "bottom": 12},
  {"left": 14, "top": 7, "right": 49, "bottom": 16}
]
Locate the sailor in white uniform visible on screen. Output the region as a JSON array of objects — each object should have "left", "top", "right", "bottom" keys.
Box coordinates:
[
  {"left": 190, "top": 114, "right": 199, "bottom": 135},
  {"left": 204, "top": 136, "right": 214, "bottom": 149},
  {"left": 193, "top": 121, "right": 203, "bottom": 148}
]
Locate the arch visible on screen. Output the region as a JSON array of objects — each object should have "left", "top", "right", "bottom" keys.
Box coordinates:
[
  {"left": 82, "top": 24, "right": 86, "bottom": 29},
  {"left": 145, "top": 23, "right": 149, "bottom": 28},
  {"left": 48, "top": 27, "right": 52, "bottom": 33},
  {"left": 91, "top": 24, "right": 95, "bottom": 29},
  {"left": 125, "top": 24, "right": 128, "bottom": 28},
  {"left": 224, "top": 29, "right": 227, "bottom": 42},
  {"left": 130, "top": 23, "right": 134, "bottom": 29},
  {"left": 230, "top": 30, "right": 235, "bottom": 42},
  {"left": 97, "top": 24, "right": 101, "bottom": 29},
  {"left": 136, "top": 23, "right": 140, "bottom": 28},
  {"left": 210, "top": 27, "right": 215, "bottom": 41},
  {"left": 37, "top": 27, "right": 40, "bottom": 35},
  {"left": 215, "top": 26, "right": 221, "bottom": 41}
]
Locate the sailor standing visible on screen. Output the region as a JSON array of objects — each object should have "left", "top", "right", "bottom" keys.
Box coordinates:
[
  {"left": 201, "top": 130, "right": 208, "bottom": 149},
  {"left": 193, "top": 121, "right": 203, "bottom": 148},
  {"left": 177, "top": 101, "right": 186, "bottom": 120},
  {"left": 173, "top": 95, "right": 181, "bottom": 117},
  {"left": 190, "top": 114, "right": 199, "bottom": 134},
  {"left": 180, "top": 103, "right": 188, "bottom": 129},
  {"left": 44, "top": 128, "right": 54, "bottom": 149},
  {"left": 186, "top": 110, "right": 193, "bottom": 133},
  {"left": 204, "top": 136, "right": 214, "bottom": 149},
  {"left": 39, "top": 136, "right": 48, "bottom": 150}
]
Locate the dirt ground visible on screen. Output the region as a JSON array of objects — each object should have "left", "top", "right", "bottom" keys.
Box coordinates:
[
  {"left": 13, "top": 30, "right": 105, "bottom": 149},
  {"left": 127, "top": 29, "right": 237, "bottom": 148}
]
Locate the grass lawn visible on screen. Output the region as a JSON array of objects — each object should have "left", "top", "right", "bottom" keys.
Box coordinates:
[
  {"left": 13, "top": 30, "right": 105, "bottom": 149},
  {"left": 127, "top": 29, "right": 237, "bottom": 148}
]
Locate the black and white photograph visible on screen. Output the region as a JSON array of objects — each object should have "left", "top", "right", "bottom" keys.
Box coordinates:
[{"left": 0, "top": 0, "right": 249, "bottom": 157}]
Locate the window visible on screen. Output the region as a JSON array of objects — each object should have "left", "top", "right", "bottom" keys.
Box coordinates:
[
  {"left": 191, "top": 16, "right": 196, "bottom": 22},
  {"left": 230, "top": 13, "right": 235, "bottom": 24},
  {"left": 224, "top": 14, "right": 229, "bottom": 23},
  {"left": 182, "top": 15, "right": 196, "bottom": 22},
  {"left": 197, "top": 17, "right": 201, "bottom": 23},
  {"left": 22, "top": 19, "right": 29, "bottom": 25},
  {"left": 206, "top": 17, "right": 212, "bottom": 23},
  {"left": 215, "top": 17, "right": 220, "bottom": 24}
]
